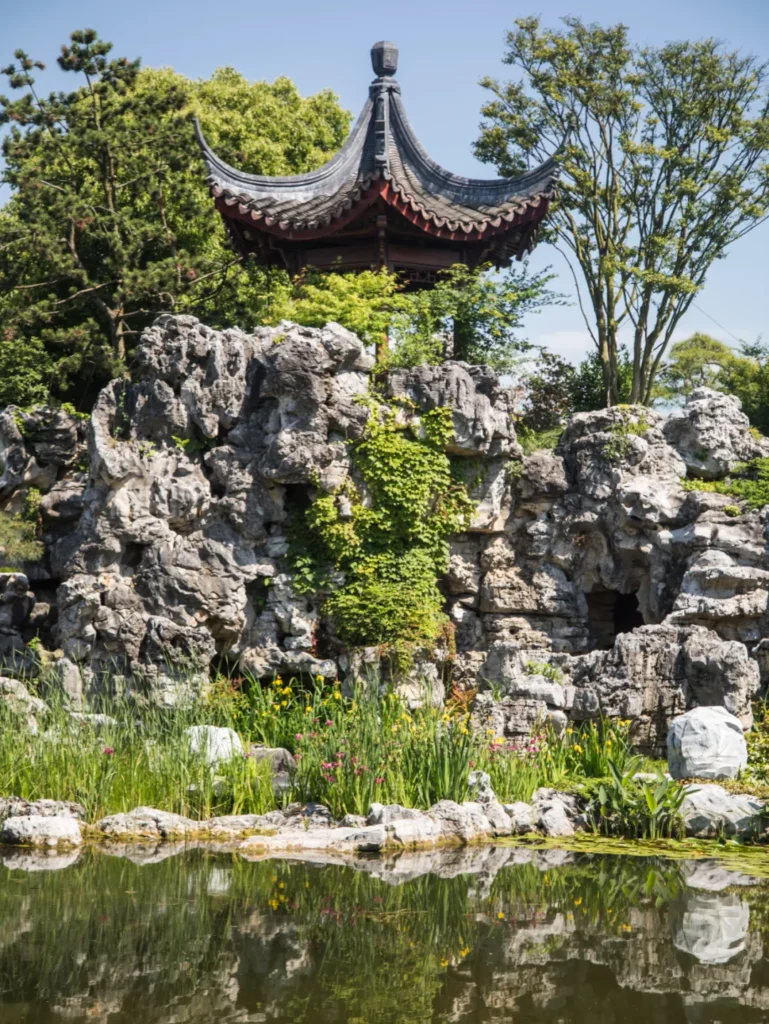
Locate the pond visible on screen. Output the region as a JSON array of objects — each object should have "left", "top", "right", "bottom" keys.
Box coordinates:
[{"left": 1, "top": 843, "right": 769, "bottom": 1022}]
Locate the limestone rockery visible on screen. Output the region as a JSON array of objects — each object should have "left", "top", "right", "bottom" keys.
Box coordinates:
[{"left": 2, "top": 315, "right": 768, "bottom": 751}]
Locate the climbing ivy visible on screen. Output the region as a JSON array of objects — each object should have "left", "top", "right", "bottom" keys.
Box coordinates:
[{"left": 291, "top": 403, "right": 475, "bottom": 667}]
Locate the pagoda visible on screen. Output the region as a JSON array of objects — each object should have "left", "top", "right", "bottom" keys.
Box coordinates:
[{"left": 195, "top": 41, "right": 559, "bottom": 286}]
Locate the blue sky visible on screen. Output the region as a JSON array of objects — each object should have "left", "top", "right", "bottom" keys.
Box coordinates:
[{"left": 3, "top": 0, "right": 769, "bottom": 364}]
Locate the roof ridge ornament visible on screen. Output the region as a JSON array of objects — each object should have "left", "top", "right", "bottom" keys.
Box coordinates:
[{"left": 370, "top": 40, "right": 398, "bottom": 79}]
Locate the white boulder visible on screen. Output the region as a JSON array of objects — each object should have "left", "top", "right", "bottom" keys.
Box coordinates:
[
  {"left": 667, "top": 706, "right": 747, "bottom": 780},
  {"left": 0, "top": 814, "right": 82, "bottom": 848},
  {"left": 185, "top": 725, "right": 243, "bottom": 768}
]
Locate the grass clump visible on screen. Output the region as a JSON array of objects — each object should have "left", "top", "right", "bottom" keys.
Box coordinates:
[{"left": 682, "top": 457, "right": 769, "bottom": 510}]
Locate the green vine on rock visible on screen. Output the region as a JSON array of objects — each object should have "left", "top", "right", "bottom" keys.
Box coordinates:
[{"left": 291, "top": 403, "right": 475, "bottom": 668}]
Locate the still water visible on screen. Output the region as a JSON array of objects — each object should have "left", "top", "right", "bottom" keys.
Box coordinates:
[{"left": 0, "top": 843, "right": 768, "bottom": 1023}]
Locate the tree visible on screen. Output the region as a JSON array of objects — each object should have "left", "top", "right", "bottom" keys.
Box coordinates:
[
  {"left": 711, "top": 340, "right": 769, "bottom": 434},
  {"left": 654, "top": 333, "right": 737, "bottom": 400},
  {"left": 264, "top": 262, "right": 560, "bottom": 373},
  {"left": 475, "top": 18, "right": 769, "bottom": 405},
  {"left": 0, "top": 30, "right": 350, "bottom": 408},
  {"left": 518, "top": 346, "right": 632, "bottom": 434}
]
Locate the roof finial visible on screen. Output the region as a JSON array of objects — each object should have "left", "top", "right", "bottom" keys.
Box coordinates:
[{"left": 371, "top": 41, "right": 398, "bottom": 78}]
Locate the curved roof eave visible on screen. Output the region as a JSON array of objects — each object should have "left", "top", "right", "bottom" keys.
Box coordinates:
[
  {"left": 193, "top": 99, "right": 375, "bottom": 201},
  {"left": 387, "top": 92, "right": 559, "bottom": 208}
]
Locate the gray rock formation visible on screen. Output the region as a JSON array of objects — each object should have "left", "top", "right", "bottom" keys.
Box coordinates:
[
  {"left": 0, "top": 315, "right": 767, "bottom": 757},
  {"left": 681, "top": 783, "right": 764, "bottom": 838}
]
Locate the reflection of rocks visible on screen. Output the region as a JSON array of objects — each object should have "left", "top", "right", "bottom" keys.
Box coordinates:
[
  {"left": 0, "top": 847, "right": 768, "bottom": 1022},
  {"left": 672, "top": 891, "right": 750, "bottom": 964}
]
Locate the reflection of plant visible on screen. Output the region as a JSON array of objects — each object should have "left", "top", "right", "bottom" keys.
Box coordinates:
[{"left": 0, "top": 846, "right": 691, "bottom": 1019}]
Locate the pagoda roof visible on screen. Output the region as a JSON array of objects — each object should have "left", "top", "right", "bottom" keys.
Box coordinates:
[{"left": 195, "top": 41, "right": 559, "bottom": 242}]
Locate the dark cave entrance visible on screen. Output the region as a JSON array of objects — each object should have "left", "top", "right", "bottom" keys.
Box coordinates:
[{"left": 586, "top": 589, "right": 644, "bottom": 650}]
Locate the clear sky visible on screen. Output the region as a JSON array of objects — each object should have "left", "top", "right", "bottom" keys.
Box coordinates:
[{"left": 3, "top": 0, "right": 768, "bottom": 364}]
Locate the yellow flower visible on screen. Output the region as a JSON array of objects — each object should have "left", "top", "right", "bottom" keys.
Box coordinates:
[
  {"left": 497, "top": 912, "right": 505, "bottom": 921},
  {"left": 280, "top": 700, "right": 288, "bottom": 707},
  {"left": 621, "top": 923, "right": 632, "bottom": 933},
  {"left": 574, "top": 897, "right": 582, "bottom": 906},
  {"left": 459, "top": 946, "right": 471, "bottom": 958},
  {"left": 440, "top": 958, "right": 450, "bottom": 967},
  {"left": 573, "top": 744, "right": 583, "bottom": 754},
  {"left": 333, "top": 691, "right": 342, "bottom": 700},
  {"left": 566, "top": 728, "right": 573, "bottom": 735}
]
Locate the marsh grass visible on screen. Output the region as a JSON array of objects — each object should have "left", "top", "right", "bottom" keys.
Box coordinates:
[
  {"left": 0, "top": 673, "right": 668, "bottom": 824},
  {"left": 0, "top": 691, "right": 275, "bottom": 821}
]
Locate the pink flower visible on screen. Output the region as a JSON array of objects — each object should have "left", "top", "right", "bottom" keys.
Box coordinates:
[
  {"left": 102, "top": 746, "right": 115, "bottom": 756},
  {"left": 375, "top": 777, "right": 384, "bottom": 784},
  {"left": 295, "top": 733, "right": 303, "bottom": 741},
  {"left": 325, "top": 720, "right": 333, "bottom": 727}
]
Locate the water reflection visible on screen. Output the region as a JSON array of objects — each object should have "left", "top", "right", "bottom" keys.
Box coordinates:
[{"left": 0, "top": 844, "right": 768, "bottom": 1022}]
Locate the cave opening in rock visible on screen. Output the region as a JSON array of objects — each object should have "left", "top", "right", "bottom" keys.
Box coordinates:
[{"left": 586, "top": 589, "right": 644, "bottom": 650}]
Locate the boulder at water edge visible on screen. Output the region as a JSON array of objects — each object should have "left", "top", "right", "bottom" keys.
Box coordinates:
[{"left": 667, "top": 706, "right": 747, "bottom": 780}]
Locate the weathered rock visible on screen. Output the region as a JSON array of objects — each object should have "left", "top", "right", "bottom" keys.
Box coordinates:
[
  {"left": 503, "top": 801, "right": 536, "bottom": 834},
  {"left": 97, "top": 807, "right": 198, "bottom": 839},
  {"left": 367, "top": 803, "right": 427, "bottom": 826},
  {"left": 530, "top": 788, "right": 583, "bottom": 837},
  {"left": 0, "top": 814, "right": 82, "bottom": 848},
  {"left": 663, "top": 387, "right": 769, "bottom": 479},
  {"left": 668, "top": 707, "right": 748, "bottom": 780},
  {"left": 0, "top": 797, "right": 85, "bottom": 820},
  {"left": 0, "top": 676, "right": 46, "bottom": 732},
  {"left": 681, "top": 784, "right": 763, "bottom": 838},
  {"left": 571, "top": 626, "right": 758, "bottom": 754},
  {"left": 249, "top": 744, "right": 296, "bottom": 774},
  {"left": 185, "top": 726, "right": 244, "bottom": 768}
]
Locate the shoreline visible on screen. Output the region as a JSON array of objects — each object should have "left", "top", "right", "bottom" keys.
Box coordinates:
[{"left": 3, "top": 797, "right": 769, "bottom": 878}]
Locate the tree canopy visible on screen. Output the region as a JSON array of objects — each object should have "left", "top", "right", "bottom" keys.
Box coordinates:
[
  {"left": 475, "top": 17, "right": 769, "bottom": 406},
  {"left": 0, "top": 30, "right": 351, "bottom": 408}
]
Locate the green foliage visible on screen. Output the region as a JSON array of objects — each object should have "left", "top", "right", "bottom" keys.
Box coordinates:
[
  {"left": 519, "top": 347, "right": 633, "bottom": 434},
  {"left": 0, "top": 333, "right": 51, "bottom": 407},
  {"left": 292, "top": 403, "right": 474, "bottom": 665},
  {"left": 517, "top": 424, "right": 563, "bottom": 455},
  {"left": 590, "top": 762, "right": 686, "bottom": 840},
  {"left": 0, "top": 507, "right": 43, "bottom": 566},
  {"left": 603, "top": 410, "right": 649, "bottom": 462},
  {"left": 475, "top": 17, "right": 769, "bottom": 405},
  {"left": 524, "top": 660, "right": 563, "bottom": 683},
  {"left": 0, "top": 30, "right": 351, "bottom": 408},
  {"left": 264, "top": 268, "right": 405, "bottom": 347},
  {"left": 0, "top": 686, "right": 275, "bottom": 821},
  {"left": 746, "top": 700, "right": 769, "bottom": 786},
  {"left": 718, "top": 341, "right": 769, "bottom": 436},
  {"left": 655, "top": 333, "right": 738, "bottom": 402},
  {"left": 390, "top": 262, "right": 562, "bottom": 373},
  {"left": 682, "top": 457, "right": 769, "bottom": 510}
]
